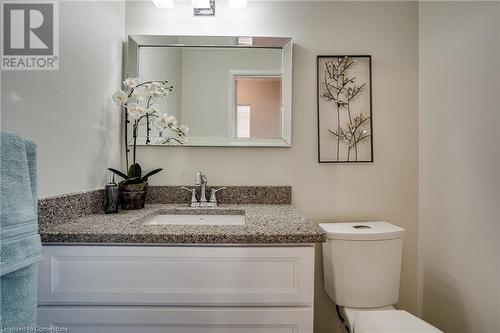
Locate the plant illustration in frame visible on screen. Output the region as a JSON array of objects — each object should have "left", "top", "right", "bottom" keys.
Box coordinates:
[{"left": 317, "top": 55, "right": 373, "bottom": 163}]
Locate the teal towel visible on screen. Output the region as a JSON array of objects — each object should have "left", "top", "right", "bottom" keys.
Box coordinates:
[
  {"left": 0, "top": 131, "right": 42, "bottom": 275},
  {"left": 0, "top": 131, "right": 41, "bottom": 330},
  {"left": 0, "top": 264, "right": 38, "bottom": 329}
]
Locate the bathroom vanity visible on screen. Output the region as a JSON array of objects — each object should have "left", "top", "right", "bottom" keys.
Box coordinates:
[
  {"left": 37, "top": 188, "right": 325, "bottom": 333},
  {"left": 31, "top": 35, "right": 320, "bottom": 331}
]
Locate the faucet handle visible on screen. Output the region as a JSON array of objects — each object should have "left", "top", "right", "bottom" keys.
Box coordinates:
[
  {"left": 212, "top": 186, "right": 226, "bottom": 193},
  {"left": 209, "top": 187, "right": 226, "bottom": 203},
  {"left": 181, "top": 187, "right": 198, "bottom": 206}
]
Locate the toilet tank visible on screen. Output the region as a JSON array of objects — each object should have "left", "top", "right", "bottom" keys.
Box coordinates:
[{"left": 319, "top": 222, "right": 405, "bottom": 308}]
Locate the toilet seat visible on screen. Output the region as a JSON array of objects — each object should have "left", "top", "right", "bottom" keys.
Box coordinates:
[
  {"left": 352, "top": 309, "right": 443, "bottom": 333},
  {"left": 341, "top": 306, "right": 395, "bottom": 330}
]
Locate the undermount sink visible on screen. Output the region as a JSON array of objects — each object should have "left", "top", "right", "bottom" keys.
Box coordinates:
[{"left": 144, "top": 213, "right": 245, "bottom": 226}]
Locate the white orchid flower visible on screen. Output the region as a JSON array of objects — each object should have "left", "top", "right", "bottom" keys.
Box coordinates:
[
  {"left": 124, "top": 78, "right": 139, "bottom": 88},
  {"left": 127, "top": 104, "right": 145, "bottom": 120},
  {"left": 146, "top": 103, "right": 159, "bottom": 115},
  {"left": 157, "top": 114, "right": 168, "bottom": 128},
  {"left": 157, "top": 114, "right": 170, "bottom": 128},
  {"left": 158, "top": 114, "right": 178, "bottom": 128},
  {"left": 131, "top": 89, "right": 145, "bottom": 100},
  {"left": 112, "top": 90, "right": 128, "bottom": 105},
  {"left": 166, "top": 115, "right": 177, "bottom": 127},
  {"left": 113, "top": 79, "right": 188, "bottom": 148},
  {"left": 149, "top": 89, "right": 163, "bottom": 98},
  {"left": 179, "top": 124, "right": 189, "bottom": 135}
]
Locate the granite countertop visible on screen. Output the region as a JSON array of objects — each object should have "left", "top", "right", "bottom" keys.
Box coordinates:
[{"left": 39, "top": 204, "right": 326, "bottom": 244}]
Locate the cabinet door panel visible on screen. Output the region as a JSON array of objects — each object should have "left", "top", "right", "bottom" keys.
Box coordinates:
[
  {"left": 39, "top": 245, "right": 314, "bottom": 306},
  {"left": 38, "top": 306, "right": 313, "bottom": 333}
]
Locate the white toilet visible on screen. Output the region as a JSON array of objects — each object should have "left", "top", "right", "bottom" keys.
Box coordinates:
[{"left": 319, "top": 222, "right": 442, "bottom": 333}]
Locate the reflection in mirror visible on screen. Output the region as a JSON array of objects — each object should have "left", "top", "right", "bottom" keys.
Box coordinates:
[
  {"left": 235, "top": 76, "right": 282, "bottom": 139},
  {"left": 128, "top": 35, "right": 292, "bottom": 147}
]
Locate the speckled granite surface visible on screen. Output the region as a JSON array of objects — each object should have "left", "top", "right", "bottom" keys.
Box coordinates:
[
  {"left": 38, "top": 189, "right": 105, "bottom": 227},
  {"left": 38, "top": 186, "right": 291, "bottom": 227},
  {"left": 39, "top": 204, "right": 326, "bottom": 244},
  {"left": 146, "top": 186, "right": 292, "bottom": 205}
]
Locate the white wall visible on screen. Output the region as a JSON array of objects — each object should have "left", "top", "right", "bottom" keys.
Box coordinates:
[
  {"left": 418, "top": 2, "right": 500, "bottom": 332},
  {"left": 1, "top": 1, "right": 125, "bottom": 198},
  {"left": 126, "top": 2, "right": 419, "bottom": 332}
]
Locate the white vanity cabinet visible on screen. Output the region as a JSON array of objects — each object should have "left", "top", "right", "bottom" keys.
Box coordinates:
[{"left": 38, "top": 245, "right": 315, "bottom": 333}]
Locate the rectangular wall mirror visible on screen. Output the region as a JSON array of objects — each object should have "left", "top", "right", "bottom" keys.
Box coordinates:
[{"left": 127, "top": 35, "right": 292, "bottom": 147}]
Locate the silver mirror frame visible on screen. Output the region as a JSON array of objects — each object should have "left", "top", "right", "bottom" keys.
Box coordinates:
[{"left": 127, "top": 35, "right": 293, "bottom": 148}]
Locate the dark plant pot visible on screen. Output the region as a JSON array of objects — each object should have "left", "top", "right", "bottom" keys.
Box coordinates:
[{"left": 119, "top": 182, "right": 148, "bottom": 210}]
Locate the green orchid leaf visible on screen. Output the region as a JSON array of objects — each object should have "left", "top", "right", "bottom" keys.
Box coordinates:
[
  {"left": 128, "top": 163, "right": 142, "bottom": 178},
  {"left": 123, "top": 176, "right": 142, "bottom": 185},
  {"left": 141, "top": 168, "right": 163, "bottom": 182},
  {"left": 108, "top": 168, "right": 128, "bottom": 179}
]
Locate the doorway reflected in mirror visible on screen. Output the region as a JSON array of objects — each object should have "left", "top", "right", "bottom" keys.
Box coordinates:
[{"left": 235, "top": 76, "right": 282, "bottom": 140}]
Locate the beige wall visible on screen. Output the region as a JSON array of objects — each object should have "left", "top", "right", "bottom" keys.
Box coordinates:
[
  {"left": 1, "top": 1, "right": 125, "bottom": 198},
  {"left": 237, "top": 78, "right": 282, "bottom": 138},
  {"left": 126, "top": 2, "right": 419, "bottom": 332},
  {"left": 418, "top": 2, "right": 500, "bottom": 332}
]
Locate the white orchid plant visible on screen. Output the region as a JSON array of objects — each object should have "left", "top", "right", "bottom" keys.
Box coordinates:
[{"left": 110, "top": 78, "right": 189, "bottom": 185}]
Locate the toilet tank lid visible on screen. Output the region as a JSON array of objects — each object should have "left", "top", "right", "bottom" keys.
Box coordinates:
[{"left": 318, "top": 222, "right": 405, "bottom": 241}]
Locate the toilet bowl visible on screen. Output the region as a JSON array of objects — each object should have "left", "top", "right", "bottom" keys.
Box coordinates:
[{"left": 319, "top": 222, "right": 442, "bottom": 333}]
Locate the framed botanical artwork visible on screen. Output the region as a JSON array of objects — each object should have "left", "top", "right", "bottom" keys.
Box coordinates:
[{"left": 317, "top": 55, "right": 373, "bottom": 163}]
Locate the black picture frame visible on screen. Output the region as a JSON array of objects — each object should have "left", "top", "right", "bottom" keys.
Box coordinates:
[{"left": 317, "top": 55, "right": 373, "bottom": 163}]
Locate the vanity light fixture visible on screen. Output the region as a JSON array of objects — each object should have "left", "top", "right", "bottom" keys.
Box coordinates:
[
  {"left": 228, "top": 0, "right": 247, "bottom": 9},
  {"left": 152, "top": 0, "right": 175, "bottom": 8},
  {"left": 152, "top": 0, "right": 244, "bottom": 15},
  {"left": 192, "top": 0, "right": 215, "bottom": 16}
]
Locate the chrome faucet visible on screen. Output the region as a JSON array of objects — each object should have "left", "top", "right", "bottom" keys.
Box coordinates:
[
  {"left": 195, "top": 171, "right": 208, "bottom": 204},
  {"left": 181, "top": 171, "right": 225, "bottom": 207}
]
